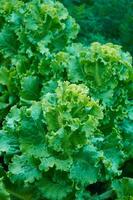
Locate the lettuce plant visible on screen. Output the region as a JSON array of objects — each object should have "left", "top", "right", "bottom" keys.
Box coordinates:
[
  {"left": 0, "top": 0, "right": 133, "bottom": 200},
  {"left": 0, "top": 0, "right": 79, "bottom": 123}
]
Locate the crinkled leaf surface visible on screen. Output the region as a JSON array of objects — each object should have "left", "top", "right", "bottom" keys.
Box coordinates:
[{"left": 0, "top": 0, "right": 132, "bottom": 199}]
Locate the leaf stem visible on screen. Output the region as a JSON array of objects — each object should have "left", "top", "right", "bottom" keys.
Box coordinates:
[
  {"left": 95, "top": 62, "right": 101, "bottom": 86},
  {"left": 7, "top": 189, "right": 32, "bottom": 200},
  {"left": 93, "top": 189, "right": 114, "bottom": 200}
]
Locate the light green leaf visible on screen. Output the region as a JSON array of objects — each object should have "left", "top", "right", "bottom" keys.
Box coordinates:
[
  {"left": 8, "top": 155, "right": 41, "bottom": 184},
  {"left": 112, "top": 178, "right": 133, "bottom": 199},
  {"left": 0, "top": 130, "right": 19, "bottom": 155},
  {"left": 20, "top": 76, "right": 40, "bottom": 101},
  {"left": 70, "top": 159, "right": 99, "bottom": 185},
  {"left": 37, "top": 177, "right": 72, "bottom": 200}
]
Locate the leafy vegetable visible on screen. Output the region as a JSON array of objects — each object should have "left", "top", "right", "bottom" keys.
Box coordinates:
[{"left": 0, "top": 0, "right": 133, "bottom": 199}]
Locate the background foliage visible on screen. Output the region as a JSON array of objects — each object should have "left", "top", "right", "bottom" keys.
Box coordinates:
[{"left": 61, "top": 0, "right": 133, "bottom": 55}]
